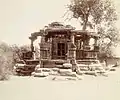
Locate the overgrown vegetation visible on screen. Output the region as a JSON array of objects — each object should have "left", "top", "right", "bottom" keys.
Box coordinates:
[
  {"left": 65, "top": 0, "right": 120, "bottom": 58},
  {"left": 12, "top": 44, "right": 39, "bottom": 62},
  {"left": 0, "top": 42, "right": 35, "bottom": 80},
  {"left": 0, "top": 42, "right": 14, "bottom": 80}
]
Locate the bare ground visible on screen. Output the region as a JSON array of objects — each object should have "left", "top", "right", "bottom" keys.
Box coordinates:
[{"left": 0, "top": 68, "right": 120, "bottom": 100}]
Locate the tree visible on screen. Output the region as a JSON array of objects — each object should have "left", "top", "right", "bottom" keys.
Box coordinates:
[
  {"left": 65, "top": 0, "right": 120, "bottom": 58},
  {"left": 66, "top": 0, "right": 117, "bottom": 30}
]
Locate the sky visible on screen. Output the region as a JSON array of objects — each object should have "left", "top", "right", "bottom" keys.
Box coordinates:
[
  {"left": 0, "top": 0, "right": 120, "bottom": 56},
  {"left": 0, "top": 0, "right": 70, "bottom": 45}
]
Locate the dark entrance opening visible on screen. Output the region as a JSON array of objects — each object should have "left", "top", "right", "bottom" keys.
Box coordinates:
[{"left": 57, "top": 43, "right": 66, "bottom": 59}]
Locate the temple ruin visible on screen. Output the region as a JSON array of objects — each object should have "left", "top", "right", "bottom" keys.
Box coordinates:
[{"left": 29, "top": 22, "right": 99, "bottom": 69}]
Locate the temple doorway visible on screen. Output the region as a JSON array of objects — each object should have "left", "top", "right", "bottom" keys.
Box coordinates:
[{"left": 57, "top": 43, "right": 67, "bottom": 59}]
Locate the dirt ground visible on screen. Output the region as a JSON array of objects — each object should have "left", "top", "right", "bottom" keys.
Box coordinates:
[{"left": 0, "top": 67, "right": 120, "bottom": 100}]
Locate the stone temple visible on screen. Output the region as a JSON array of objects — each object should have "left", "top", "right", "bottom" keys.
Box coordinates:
[{"left": 29, "top": 22, "right": 99, "bottom": 70}]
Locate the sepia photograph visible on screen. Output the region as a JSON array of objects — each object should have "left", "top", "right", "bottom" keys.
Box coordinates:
[{"left": 0, "top": 0, "right": 120, "bottom": 100}]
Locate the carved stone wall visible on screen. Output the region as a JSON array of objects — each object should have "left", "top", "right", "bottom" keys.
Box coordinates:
[{"left": 40, "top": 42, "right": 51, "bottom": 59}]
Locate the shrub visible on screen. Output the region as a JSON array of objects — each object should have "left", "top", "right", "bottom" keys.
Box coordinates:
[
  {"left": 0, "top": 56, "right": 10, "bottom": 80},
  {"left": 0, "top": 42, "right": 15, "bottom": 80},
  {"left": 0, "top": 52, "right": 14, "bottom": 80}
]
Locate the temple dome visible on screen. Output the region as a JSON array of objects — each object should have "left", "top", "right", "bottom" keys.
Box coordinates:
[
  {"left": 49, "top": 22, "right": 64, "bottom": 27},
  {"left": 45, "top": 22, "right": 75, "bottom": 30}
]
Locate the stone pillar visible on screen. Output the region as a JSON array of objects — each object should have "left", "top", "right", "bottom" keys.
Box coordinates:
[
  {"left": 68, "top": 43, "right": 76, "bottom": 60},
  {"left": 71, "top": 33, "right": 75, "bottom": 44},
  {"left": 67, "top": 33, "right": 77, "bottom": 71},
  {"left": 68, "top": 33, "right": 76, "bottom": 60},
  {"left": 66, "top": 42, "right": 70, "bottom": 62},
  {"left": 69, "top": 47, "right": 77, "bottom": 72},
  {"left": 94, "top": 37, "right": 98, "bottom": 46},
  {"left": 31, "top": 39, "right": 34, "bottom": 52},
  {"left": 33, "top": 52, "right": 36, "bottom": 60},
  {"left": 30, "top": 38, "right": 35, "bottom": 59}
]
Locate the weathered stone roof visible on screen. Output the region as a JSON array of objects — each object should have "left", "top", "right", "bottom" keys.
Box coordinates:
[
  {"left": 72, "top": 30, "right": 99, "bottom": 37},
  {"left": 45, "top": 22, "right": 75, "bottom": 31},
  {"left": 29, "top": 22, "right": 99, "bottom": 40}
]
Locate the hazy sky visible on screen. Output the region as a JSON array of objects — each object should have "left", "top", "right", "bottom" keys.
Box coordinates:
[{"left": 0, "top": 0, "right": 120, "bottom": 46}]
